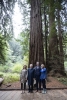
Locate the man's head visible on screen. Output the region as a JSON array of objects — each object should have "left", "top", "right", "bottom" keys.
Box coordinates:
[
  {"left": 36, "top": 62, "right": 39, "bottom": 66},
  {"left": 30, "top": 64, "right": 33, "bottom": 68}
]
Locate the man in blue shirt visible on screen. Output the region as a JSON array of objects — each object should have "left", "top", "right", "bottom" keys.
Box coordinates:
[{"left": 34, "top": 62, "right": 41, "bottom": 92}]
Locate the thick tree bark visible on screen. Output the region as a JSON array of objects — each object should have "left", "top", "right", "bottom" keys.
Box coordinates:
[
  {"left": 29, "top": 0, "right": 44, "bottom": 66},
  {"left": 57, "top": 4, "right": 65, "bottom": 74},
  {"left": 44, "top": 6, "right": 48, "bottom": 67},
  {"left": 49, "top": 0, "right": 58, "bottom": 57},
  {"left": 48, "top": 0, "right": 65, "bottom": 76},
  {"left": 48, "top": 0, "right": 60, "bottom": 75}
]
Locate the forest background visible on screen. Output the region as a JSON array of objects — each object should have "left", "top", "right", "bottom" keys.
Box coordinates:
[{"left": 0, "top": 0, "right": 67, "bottom": 85}]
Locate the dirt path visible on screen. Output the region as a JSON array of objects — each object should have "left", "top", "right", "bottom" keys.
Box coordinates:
[{"left": 0, "top": 77, "right": 67, "bottom": 90}]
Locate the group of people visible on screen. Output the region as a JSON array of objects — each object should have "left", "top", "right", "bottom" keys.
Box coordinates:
[{"left": 20, "top": 62, "right": 47, "bottom": 94}]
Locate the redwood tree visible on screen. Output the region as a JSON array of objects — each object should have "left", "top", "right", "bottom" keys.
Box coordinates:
[
  {"left": 48, "top": 0, "right": 65, "bottom": 75},
  {"left": 57, "top": 0, "right": 65, "bottom": 74},
  {"left": 29, "top": 0, "right": 44, "bottom": 65},
  {"left": 48, "top": 0, "right": 60, "bottom": 75}
]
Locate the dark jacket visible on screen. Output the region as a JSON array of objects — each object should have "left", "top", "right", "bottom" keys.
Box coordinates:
[
  {"left": 27, "top": 68, "right": 34, "bottom": 85},
  {"left": 34, "top": 66, "right": 41, "bottom": 79}
]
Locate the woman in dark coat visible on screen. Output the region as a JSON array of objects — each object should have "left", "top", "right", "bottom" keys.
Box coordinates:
[{"left": 27, "top": 64, "right": 34, "bottom": 93}]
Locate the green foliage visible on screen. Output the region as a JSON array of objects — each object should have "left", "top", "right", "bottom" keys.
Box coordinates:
[
  {"left": 0, "top": 0, "right": 16, "bottom": 35},
  {"left": 64, "top": 61, "right": 67, "bottom": 74},
  {"left": 0, "top": 55, "right": 28, "bottom": 83},
  {"left": 64, "top": 61, "right": 67, "bottom": 68},
  {"left": 0, "top": 72, "right": 19, "bottom": 84},
  {"left": 4, "top": 73, "right": 19, "bottom": 84},
  {"left": 11, "top": 63, "right": 23, "bottom": 73},
  {"left": 0, "top": 34, "right": 8, "bottom": 64},
  {"left": 63, "top": 33, "right": 67, "bottom": 60},
  {"left": 17, "top": 29, "right": 29, "bottom": 58},
  {"left": 11, "top": 57, "right": 28, "bottom": 73},
  {"left": 0, "top": 73, "right": 3, "bottom": 77},
  {"left": 0, "top": 65, "right": 10, "bottom": 72},
  {"left": 7, "top": 38, "right": 22, "bottom": 64},
  {"left": 0, "top": 66, "right": 4, "bottom": 72},
  {"left": 23, "top": 55, "right": 29, "bottom": 64},
  {"left": 58, "top": 78, "right": 67, "bottom": 85},
  {"left": 27, "top": 0, "right": 31, "bottom": 3}
]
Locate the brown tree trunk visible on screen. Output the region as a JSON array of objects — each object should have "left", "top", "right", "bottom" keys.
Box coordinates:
[
  {"left": 44, "top": 6, "right": 48, "bottom": 67},
  {"left": 57, "top": 5, "right": 65, "bottom": 74},
  {"left": 48, "top": 0, "right": 65, "bottom": 76},
  {"left": 48, "top": 0, "right": 59, "bottom": 75},
  {"left": 49, "top": 0, "right": 58, "bottom": 57},
  {"left": 29, "top": 0, "right": 44, "bottom": 66}
]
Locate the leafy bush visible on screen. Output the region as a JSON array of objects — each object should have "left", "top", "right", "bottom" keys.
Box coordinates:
[
  {"left": 4, "top": 73, "right": 20, "bottom": 84},
  {"left": 11, "top": 63, "right": 23, "bottom": 73},
  {"left": 3, "top": 66, "right": 10, "bottom": 72},
  {"left": 58, "top": 78, "right": 67, "bottom": 85},
  {"left": 64, "top": 61, "right": 67, "bottom": 74},
  {"left": 0, "top": 73, "right": 3, "bottom": 77},
  {"left": 0, "top": 65, "right": 9, "bottom": 72},
  {"left": 64, "top": 61, "right": 67, "bottom": 68},
  {"left": 0, "top": 34, "right": 8, "bottom": 64},
  {"left": 0, "top": 66, "right": 5, "bottom": 72},
  {"left": 0, "top": 56, "right": 29, "bottom": 84},
  {"left": 11, "top": 58, "right": 28, "bottom": 73},
  {"left": 22, "top": 56, "right": 29, "bottom": 65},
  {"left": 0, "top": 72, "right": 19, "bottom": 84}
]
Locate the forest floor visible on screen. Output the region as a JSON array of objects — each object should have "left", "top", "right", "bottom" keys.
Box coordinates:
[{"left": 0, "top": 77, "right": 67, "bottom": 90}]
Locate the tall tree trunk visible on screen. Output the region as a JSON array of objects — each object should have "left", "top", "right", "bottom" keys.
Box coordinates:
[
  {"left": 57, "top": 2, "right": 65, "bottom": 74},
  {"left": 29, "top": 0, "right": 44, "bottom": 66},
  {"left": 44, "top": 6, "right": 48, "bottom": 67},
  {"left": 48, "top": 0, "right": 59, "bottom": 75}
]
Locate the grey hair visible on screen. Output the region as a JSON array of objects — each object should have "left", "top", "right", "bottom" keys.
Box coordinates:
[{"left": 30, "top": 64, "right": 33, "bottom": 67}]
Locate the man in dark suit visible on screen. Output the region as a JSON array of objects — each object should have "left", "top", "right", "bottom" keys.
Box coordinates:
[
  {"left": 27, "top": 64, "right": 34, "bottom": 93},
  {"left": 34, "top": 62, "right": 41, "bottom": 92}
]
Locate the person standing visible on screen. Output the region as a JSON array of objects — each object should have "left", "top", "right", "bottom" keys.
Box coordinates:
[
  {"left": 20, "top": 65, "right": 27, "bottom": 93},
  {"left": 34, "top": 62, "right": 41, "bottom": 92},
  {"left": 40, "top": 64, "right": 47, "bottom": 94},
  {"left": 27, "top": 64, "right": 34, "bottom": 93}
]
